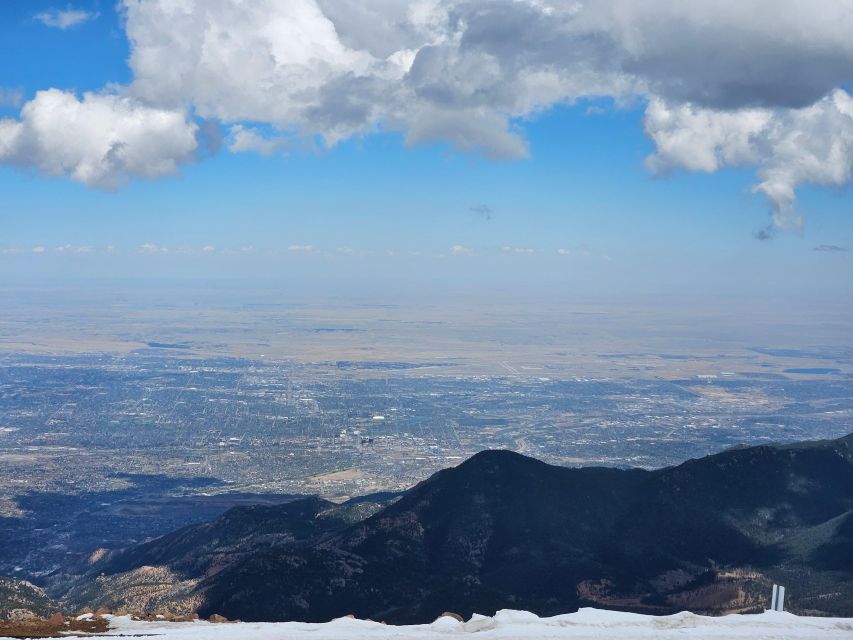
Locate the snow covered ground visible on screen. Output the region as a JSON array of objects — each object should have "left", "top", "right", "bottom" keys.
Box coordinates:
[{"left": 44, "top": 608, "right": 853, "bottom": 640}]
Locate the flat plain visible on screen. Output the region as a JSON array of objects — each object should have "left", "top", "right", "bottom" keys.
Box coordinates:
[{"left": 1, "top": 285, "right": 850, "bottom": 590}]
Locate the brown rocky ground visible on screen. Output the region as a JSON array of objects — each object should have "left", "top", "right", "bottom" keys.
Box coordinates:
[{"left": 0, "top": 614, "right": 109, "bottom": 638}]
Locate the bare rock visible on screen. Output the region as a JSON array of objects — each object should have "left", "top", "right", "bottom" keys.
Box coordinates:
[
  {"left": 209, "top": 613, "right": 229, "bottom": 623},
  {"left": 7, "top": 609, "right": 38, "bottom": 622},
  {"left": 440, "top": 611, "right": 464, "bottom": 622},
  {"left": 88, "top": 548, "right": 109, "bottom": 564},
  {"left": 48, "top": 612, "right": 65, "bottom": 626}
]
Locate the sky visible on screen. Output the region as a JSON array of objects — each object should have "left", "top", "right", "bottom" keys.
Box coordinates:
[{"left": 1, "top": 0, "right": 851, "bottom": 300}]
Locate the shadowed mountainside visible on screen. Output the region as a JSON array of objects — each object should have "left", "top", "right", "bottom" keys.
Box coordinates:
[
  {"left": 0, "top": 577, "right": 58, "bottom": 619},
  {"left": 70, "top": 434, "right": 853, "bottom": 623}
]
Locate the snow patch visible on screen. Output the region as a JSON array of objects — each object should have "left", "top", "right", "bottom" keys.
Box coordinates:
[{"left": 55, "top": 609, "right": 853, "bottom": 639}]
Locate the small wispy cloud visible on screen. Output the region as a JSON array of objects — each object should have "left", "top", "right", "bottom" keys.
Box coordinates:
[
  {"left": 288, "top": 244, "right": 314, "bottom": 253},
  {"left": 450, "top": 244, "right": 476, "bottom": 255},
  {"left": 754, "top": 225, "right": 776, "bottom": 241},
  {"left": 139, "top": 243, "right": 166, "bottom": 254},
  {"left": 502, "top": 245, "right": 535, "bottom": 254},
  {"left": 53, "top": 244, "right": 91, "bottom": 254},
  {"left": 221, "top": 245, "right": 255, "bottom": 255},
  {"left": 469, "top": 204, "right": 493, "bottom": 220},
  {"left": 1, "top": 247, "right": 22, "bottom": 255},
  {"left": 813, "top": 244, "right": 846, "bottom": 252},
  {"left": 558, "top": 245, "right": 609, "bottom": 260},
  {"left": 138, "top": 244, "right": 252, "bottom": 256},
  {"left": 228, "top": 125, "right": 289, "bottom": 156},
  {"left": 31, "top": 246, "right": 45, "bottom": 254},
  {"left": 0, "top": 87, "right": 24, "bottom": 109},
  {"left": 35, "top": 6, "right": 98, "bottom": 30}
]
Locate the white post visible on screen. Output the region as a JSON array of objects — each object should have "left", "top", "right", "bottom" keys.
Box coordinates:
[
  {"left": 771, "top": 584, "right": 778, "bottom": 611},
  {"left": 776, "top": 586, "right": 785, "bottom": 612}
]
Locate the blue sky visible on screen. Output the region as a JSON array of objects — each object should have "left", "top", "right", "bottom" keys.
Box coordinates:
[{"left": 1, "top": 1, "right": 851, "bottom": 299}]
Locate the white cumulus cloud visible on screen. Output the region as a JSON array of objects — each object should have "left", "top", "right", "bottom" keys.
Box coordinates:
[
  {"left": 645, "top": 90, "right": 853, "bottom": 230},
  {"left": 115, "top": 0, "right": 853, "bottom": 228},
  {"left": 6, "top": 0, "right": 853, "bottom": 230},
  {"left": 0, "top": 89, "right": 198, "bottom": 189}
]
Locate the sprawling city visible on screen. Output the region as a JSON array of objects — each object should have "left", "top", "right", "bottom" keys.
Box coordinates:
[{"left": 1, "top": 289, "right": 850, "bottom": 591}]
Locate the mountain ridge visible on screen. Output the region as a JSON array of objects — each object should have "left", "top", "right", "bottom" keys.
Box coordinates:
[{"left": 66, "top": 433, "right": 853, "bottom": 623}]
